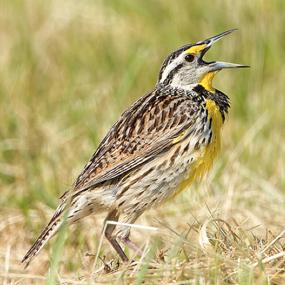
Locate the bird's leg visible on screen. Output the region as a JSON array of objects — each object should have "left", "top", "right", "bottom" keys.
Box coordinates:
[
  {"left": 121, "top": 237, "right": 143, "bottom": 256},
  {"left": 118, "top": 211, "right": 144, "bottom": 257},
  {"left": 104, "top": 209, "right": 129, "bottom": 262}
]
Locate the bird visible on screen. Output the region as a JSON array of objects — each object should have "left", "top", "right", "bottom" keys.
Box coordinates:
[{"left": 22, "top": 29, "right": 248, "bottom": 267}]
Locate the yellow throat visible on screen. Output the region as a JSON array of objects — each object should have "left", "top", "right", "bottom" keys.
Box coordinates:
[{"left": 199, "top": 71, "right": 218, "bottom": 93}]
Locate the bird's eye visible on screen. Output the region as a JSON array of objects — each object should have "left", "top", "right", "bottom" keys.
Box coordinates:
[{"left": 185, "top": 54, "right": 195, "bottom": 62}]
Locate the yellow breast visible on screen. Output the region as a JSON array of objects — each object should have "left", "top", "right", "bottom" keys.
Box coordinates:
[
  {"left": 194, "top": 99, "right": 223, "bottom": 177},
  {"left": 173, "top": 99, "right": 223, "bottom": 197}
]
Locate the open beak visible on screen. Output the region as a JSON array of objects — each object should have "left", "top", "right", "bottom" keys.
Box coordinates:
[
  {"left": 197, "top": 29, "right": 249, "bottom": 70},
  {"left": 197, "top": 28, "right": 238, "bottom": 52},
  {"left": 207, "top": 61, "right": 249, "bottom": 71}
]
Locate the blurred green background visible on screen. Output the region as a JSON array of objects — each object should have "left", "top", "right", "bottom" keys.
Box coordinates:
[
  {"left": 1, "top": 0, "right": 284, "bottom": 213},
  {"left": 1, "top": 0, "right": 285, "bottom": 218},
  {"left": 0, "top": 0, "right": 284, "bottom": 258}
]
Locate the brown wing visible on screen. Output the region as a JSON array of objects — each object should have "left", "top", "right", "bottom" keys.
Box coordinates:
[{"left": 74, "top": 87, "right": 200, "bottom": 192}]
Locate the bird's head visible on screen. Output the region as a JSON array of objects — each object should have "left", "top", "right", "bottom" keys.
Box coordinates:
[{"left": 157, "top": 29, "right": 248, "bottom": 91}]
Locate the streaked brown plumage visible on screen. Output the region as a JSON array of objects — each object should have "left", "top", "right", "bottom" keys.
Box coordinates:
[{"left": 22, "top": 29, "right": 248, "bottom": 266}]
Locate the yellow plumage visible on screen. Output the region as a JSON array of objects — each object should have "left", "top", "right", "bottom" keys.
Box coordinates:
[{"left": 171, "top": 98, "right": 223, "bottom": 198}]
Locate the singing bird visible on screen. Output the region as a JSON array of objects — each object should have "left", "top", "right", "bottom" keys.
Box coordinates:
[{"left": 22, "top": 29, "right": 248, "bottom": 266}]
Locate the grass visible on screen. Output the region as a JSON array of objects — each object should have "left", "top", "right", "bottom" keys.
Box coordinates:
[{"left": 0, "top": 0, "right": 284, "bottom": 284}]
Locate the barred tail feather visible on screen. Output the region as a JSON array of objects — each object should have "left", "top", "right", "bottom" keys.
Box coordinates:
[{"left": 22, "top": 205, "right": 65, "bottom": 268}]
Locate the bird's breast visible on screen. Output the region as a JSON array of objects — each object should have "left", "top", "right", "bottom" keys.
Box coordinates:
[
  {"left": 194, "top": 99, "right": 223, "bottom": 176},
  {"left": 172, "top": 99, "right": 224, "bottom": 197}
]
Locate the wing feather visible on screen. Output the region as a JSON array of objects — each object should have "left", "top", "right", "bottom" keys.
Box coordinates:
[{"left": 73, "top": 87, "right": 199, "bottom": 193}]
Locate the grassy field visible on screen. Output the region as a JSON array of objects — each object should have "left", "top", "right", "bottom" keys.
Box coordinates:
[{"left": 0, "top": 0, "right": 284, "bottom": 284}]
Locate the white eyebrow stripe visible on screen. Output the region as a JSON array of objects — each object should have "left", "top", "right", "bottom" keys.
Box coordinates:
[{"left": 160, "top": 53, "right": 185, "bottom": 83}]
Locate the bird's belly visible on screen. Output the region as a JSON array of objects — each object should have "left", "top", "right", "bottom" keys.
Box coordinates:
[
  {"left": 172, "top": 135, "right": 220, "bottom": 199},
  {"left": 116, "top": 132, "right": 220, "bottom": 212}
]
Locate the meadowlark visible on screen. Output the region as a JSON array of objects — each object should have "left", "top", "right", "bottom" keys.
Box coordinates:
[{"left": 22, "top": 29, "right": 248, "bottom": 266}]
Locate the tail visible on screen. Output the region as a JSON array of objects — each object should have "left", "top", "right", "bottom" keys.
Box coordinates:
[{"left": 22, "top": 204, "right": 66, "bottom": 268}]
